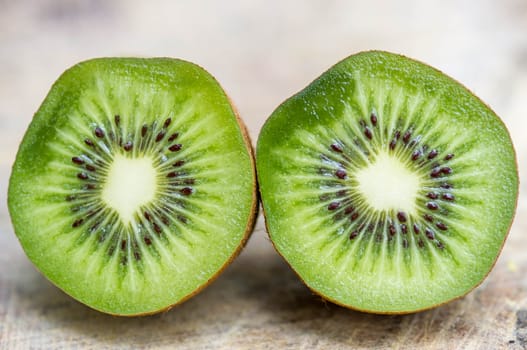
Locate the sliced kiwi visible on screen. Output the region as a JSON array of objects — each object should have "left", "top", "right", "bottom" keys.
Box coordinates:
[
  {"left": 256, "top": 51, "right": 518, "bottom": 314},
  {"left": 8, "top": 58, "right": 258, "bottom": 316}
]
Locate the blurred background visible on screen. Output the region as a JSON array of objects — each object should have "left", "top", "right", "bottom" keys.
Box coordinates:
[{"left": 1, "top": 0, "right": 526, "bottom": 348}]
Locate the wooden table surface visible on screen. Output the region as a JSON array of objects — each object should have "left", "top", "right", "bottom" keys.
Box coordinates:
[{"left": 1, "top": 0, "right": 527, "bottom": 349}]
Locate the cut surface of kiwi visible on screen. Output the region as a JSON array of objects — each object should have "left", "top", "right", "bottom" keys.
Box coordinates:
[
  {"left": 256, "top": 51, "right": 518, "bottom": 314},
  {"left": 8, "top": 58, "right": 258, "bottom": 316}
]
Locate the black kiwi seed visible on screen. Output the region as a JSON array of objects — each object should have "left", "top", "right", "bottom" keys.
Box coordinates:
[
  {"left": 428, "top": 149, "right": 438, "bottom": 159},
  {"left": 388, "top": 224, "right": 396, "bottom": 236},
  {"left": 364, "top": 127, "right": 373, "bottom": 140},
  {"left": 330, "top": 143, "right": 343, "bottom": 153},
  {"left": 180, "top": 187, "right": 193, "bottom": 196},
  {"left": 425, "top": 229, "right": 435, "bottom": 240},
  {"left": 328, "top": 202, "right": 340, "bottom": 210},
  {"left": 155, "top": 130, "right": 166, "bottom": 142},
  {"left": 123, "top": 141, "right": 133, "bottom": 152},
  {"left": 397, "top": 211, "right": 407, "bottom": 223},
  {"left": 403, "top": 130, "right": 412, "bottom": 143},
  {"left": 94, "top": 127, "right": 105, "bottom": 138},
  {"left": 436, "top": 222, "right": 448, "bottom": 231},
  {"left": 430, "top": 167, "right": 442, "bottom": 178},
  {"left": 426, "top": 202, "right": 439, "bottom": 210},
  {"left": 153, "top": 223, "right": 162, "bottom": 234},
  {"left": 72, "top": 156, "right": 84, "bottom": 165},
  {"left": 169, "top": 144, "right": 182, "bottom": 152},
  {"left": 442, "top": 193, "right": 455, "bottom": 201},
  {"left": 143, "top": 236, "right": 152, "bottom": 245},
  {"left": 335, "top": 169, "right": 347, "bottom": 179},
  {"left": 370, "top": 113, "right": 378, "bottom": 126},
  {"left": 427, "top": 192, "right": 438, "bottom": 200},
  {"left": 441, "top": 167, "right": 452, "bottom": 175}
]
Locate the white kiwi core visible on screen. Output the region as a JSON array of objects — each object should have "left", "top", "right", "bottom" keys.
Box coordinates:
[
  {"left": 355, "top": 152, "right": 420, "bottom": 214},
  {"left": 102, "top": 154, "right": 157, "bottom": 224}
]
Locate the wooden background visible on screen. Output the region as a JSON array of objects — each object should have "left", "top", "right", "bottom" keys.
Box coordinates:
[{"left": 1, "top": 0, "right": 527, "bottom": 348}]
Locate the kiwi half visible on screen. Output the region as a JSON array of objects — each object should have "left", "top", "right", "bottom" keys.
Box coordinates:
[
  {"left": 256, "top": 51, "right": 518, "bottom": 314},
  {"left": 8, "top": 58, "right": 258, "bottom": 316}
]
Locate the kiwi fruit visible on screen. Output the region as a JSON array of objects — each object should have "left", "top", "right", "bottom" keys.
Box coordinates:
[
  {"left": 8, "top": 58, "right": 258, "bottom": 316},
  {"left": 256, "top": 51, "right": 518, "bottom": 314}
]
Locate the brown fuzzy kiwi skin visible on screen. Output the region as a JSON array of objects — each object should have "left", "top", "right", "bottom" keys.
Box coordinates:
[{"left": 257, "top": 50, "right": 519, "bottom": 315}]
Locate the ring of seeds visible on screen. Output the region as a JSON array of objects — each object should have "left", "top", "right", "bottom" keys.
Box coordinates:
[
  {"left": 66, "top": 115, "right": 192, "bottom": 266},
  {"left": 317, "top": 111, "right": 455, "bottom": 252}
]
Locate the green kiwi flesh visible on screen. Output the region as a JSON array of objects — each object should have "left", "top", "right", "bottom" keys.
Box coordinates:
[
  {"left": 256, "top": 51, "right": 518, "bottom": 314},
  {"left": 8, "top": 58, "right": 258, "bottom": 316}
]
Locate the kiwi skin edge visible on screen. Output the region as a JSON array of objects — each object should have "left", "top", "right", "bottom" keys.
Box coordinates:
[
  {"left": 257, "top": 50, "right": 519, "bottom": 315},
  {"left": 9, "top": 63, "right": 259, "bottom": 317}
]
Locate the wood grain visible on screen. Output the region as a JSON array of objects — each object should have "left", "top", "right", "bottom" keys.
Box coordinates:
[{"left": 1, "top": 0, "right": 527, "bottom": 349}]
